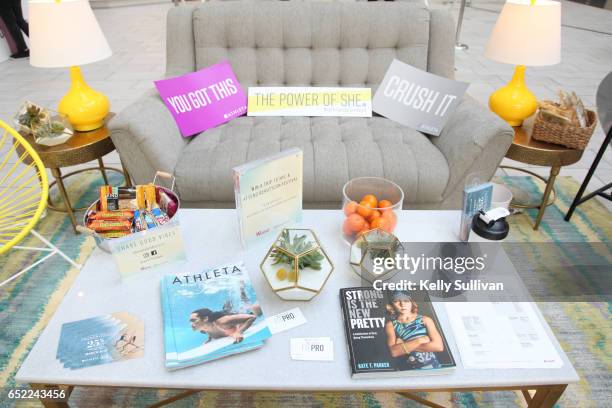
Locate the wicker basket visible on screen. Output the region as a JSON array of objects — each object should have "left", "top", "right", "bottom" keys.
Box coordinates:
[{"left": 532, "top": 107, "right": 597, "bottom": 150}]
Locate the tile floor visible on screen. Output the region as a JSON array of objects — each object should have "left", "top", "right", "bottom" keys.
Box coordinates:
[{"left": 1, "top": 0, "right": 610, "bottom": 211}]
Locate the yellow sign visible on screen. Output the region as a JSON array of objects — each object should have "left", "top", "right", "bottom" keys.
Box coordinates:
[{"left": 248, "top": 87, "right": 371, "bottom": 117}]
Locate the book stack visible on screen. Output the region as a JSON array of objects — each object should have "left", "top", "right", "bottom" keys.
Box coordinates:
[{"left": 161, "top": 261, "right": 272, "bottom": 370}]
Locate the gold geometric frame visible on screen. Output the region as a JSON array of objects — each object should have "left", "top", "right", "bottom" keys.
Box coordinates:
[{"left": 260, "top": 228, "right": 334, "bottom": 300}]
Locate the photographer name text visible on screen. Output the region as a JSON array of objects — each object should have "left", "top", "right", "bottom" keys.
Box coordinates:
[{"left": 373, "top": 279, "right": 504, "bottom": 293}]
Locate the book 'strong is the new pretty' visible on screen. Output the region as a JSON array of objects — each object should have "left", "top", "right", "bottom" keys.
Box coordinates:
[{"left": 340, "top": 287, "right": 455, "bottom": 379}]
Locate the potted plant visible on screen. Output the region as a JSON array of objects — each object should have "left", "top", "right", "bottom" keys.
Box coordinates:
[
  {"left": 34, "top": 116, "right": 74, "bottom": 146},
  {"left": 14, "top": 101, "right": 49, "bottom": 133},
  {"left": 14, "top": 101, "right": 73, "bottom": 146}
]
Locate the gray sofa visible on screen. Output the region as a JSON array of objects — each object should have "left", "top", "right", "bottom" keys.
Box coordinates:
[{"left": 110, "top": 2, "right": 513, "bottom": 209}]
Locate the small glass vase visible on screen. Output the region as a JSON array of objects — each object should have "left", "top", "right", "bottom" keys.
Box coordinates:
[
  {"left": 14, "top": 100, "right": 49, "bottom": 134},
  {"left": 341, "top": 177, "right": 404, "bottom": 244},
  {"left": 349, "top": 228, "right": 404, "bottom": 284},
  {"left": 33, "top": 111, "right": 73, "bottom": 146}
]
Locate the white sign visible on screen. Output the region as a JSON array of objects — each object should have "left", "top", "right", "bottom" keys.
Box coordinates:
[
  {"left": 248, "top": 87, "right": 372, "bottom": 117},
  {"left": 373, "top": 59, "right": 469, "bottom": 136},
  {"left": 290, "top": 337, "right": 334, "bottom": 361},
  {"left": 108, "top": 221, "right": 187, "bottom": 278},
  {"left": 266, "top": 307, "right": 307, "bottom": 335}
]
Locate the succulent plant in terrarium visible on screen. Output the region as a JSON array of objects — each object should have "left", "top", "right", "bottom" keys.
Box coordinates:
[
  {"left": 270, "top": 229, "right": 324, "bottom": 270},
  {"left": 17, "top": 104, "right": 48, "bottom": 131},
  {"left": 37, "top": 120, "right": 68, "bottom": 139},
  {"left": 360, "top": 233, "right": 401, "bottom": 261},
  {"left": 350, "top": 229, "right": 403, "bottom": 283}
]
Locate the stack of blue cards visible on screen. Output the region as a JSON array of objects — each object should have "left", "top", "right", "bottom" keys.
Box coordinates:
[{"left": 56, "top": 313, "right": 144, "bottom": 370}]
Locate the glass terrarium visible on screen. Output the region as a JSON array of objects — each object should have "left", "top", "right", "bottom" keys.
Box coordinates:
[
  {"left": 14, "top": 101, "right": 49, "bottom": 133},
  {"left": 14, "top": 101, "right": 73, "bottom": 146},
  {"left": 349, "top": 228, "right": 403, "bottom": 284},
  {"left": 260, "top": 228, "right": 334, "bottom": 301}
]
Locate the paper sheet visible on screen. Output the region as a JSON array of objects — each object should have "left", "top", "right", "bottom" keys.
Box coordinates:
[{"left": 445, "top": 302, "right": 563, "bottom": 369}]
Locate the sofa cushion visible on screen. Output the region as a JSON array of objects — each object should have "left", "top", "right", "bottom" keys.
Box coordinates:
[
  {"left": 192, "top": 2, "right": 430, "bottom": 89},
  {"left": 174, "top": 117, "right": 449, "bottom": 205}
]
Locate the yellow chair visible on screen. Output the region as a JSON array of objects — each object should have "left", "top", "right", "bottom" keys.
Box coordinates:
[{"left": 0, "top": 120, "right": 80, "bottom": 287}]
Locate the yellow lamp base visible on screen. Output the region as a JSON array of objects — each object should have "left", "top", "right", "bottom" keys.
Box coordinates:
[
  {"left": 489, "top": 65, "right": 537, "bottom": 127},
  {"left": 58, "top": 66, "right": 110, "bottom": 132}
]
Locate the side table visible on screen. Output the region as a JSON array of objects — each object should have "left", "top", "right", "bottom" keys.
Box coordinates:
[
  {"left": 501, "top": 125, "right": 583, "bottom": 230},
  {"left": 21, "top": 115, "right": 131, "bottom": 234}
]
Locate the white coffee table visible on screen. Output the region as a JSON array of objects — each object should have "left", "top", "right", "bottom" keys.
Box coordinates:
[{"left": 16, "top": 210, "right": 579, "bottom": 408}]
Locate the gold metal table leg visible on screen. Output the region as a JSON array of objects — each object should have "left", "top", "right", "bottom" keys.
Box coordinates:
[
  {"left": 534, "top": 166, "right": 560, "bottom": 230},
  {"left": 98, "top": 157, "right": 109, "bottom": 185},
  {"left": 528, "top": 384, "right": 567, "bottom": 408},
  {"left": 147, "top": 389, "right": 201, "bottom": 408},
  {"left": 398, "top": 392, "right": 446, "bottom": 408},
  {"left": 539, "top": 384, "right": 567, "bottom": 408},
  {"left": 499, "top": 165, "right": 557, "bottom": 209},
  {"left": 51, "top": 168, "right": 78, "bottom": 234}
]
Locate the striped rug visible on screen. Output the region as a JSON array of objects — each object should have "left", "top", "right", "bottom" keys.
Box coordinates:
[{"left": 0, "top": 174, "right": 609, "bottom": 408}]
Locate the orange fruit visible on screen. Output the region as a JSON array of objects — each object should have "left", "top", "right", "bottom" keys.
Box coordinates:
[
  {"left": 343, "top": 201, "right": 358, "bottom": 216},
  {"left": 342, "top": 219, "right": 355, "bottom": 236},
  {"left": 378, "top": 199, "right": 392, "bottom": 209},
  {"left": 356, "top": 221, "right": 371, "bottom": 237},
  {"left": 370, "top": 217, "right": 390, "bottom": 231},
  {"left": 362, "top": 194, "right": 378, "bottom": 208},
  {"left": 370, "top": 217, "right": 391, "bottom": 231},
  {"left": 356, "top": 201, "right": 373, "bottom": 218},
  {"left": 382, "top": 210, "right": 397, "bottom": 231},
  {"left": 346, "top": 213, "right": 366, "bottom": 232},
  {"left": 368, "top": 210, "right": 381, "bottom": 222}
]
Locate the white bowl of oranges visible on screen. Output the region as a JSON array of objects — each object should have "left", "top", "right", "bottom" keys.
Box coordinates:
[{"left": 341, "top": 177, "right": 404, "bottom": 244}]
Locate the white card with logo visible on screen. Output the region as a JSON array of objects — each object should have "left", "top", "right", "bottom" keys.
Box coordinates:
[
  {"left": 266, "top": 307, "right": 307, "bottom": 334},
  {"left": 290, "top": 337, "right": 334, "bottom": 361},
  {"left": 108, "top": 220, "right": 187, "bottom": 278}
]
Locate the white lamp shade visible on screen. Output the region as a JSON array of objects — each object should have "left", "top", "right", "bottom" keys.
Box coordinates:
[
  {"left": 29, "top": 0, "right": 112, "bottom": 68},
  {"left": 485, "top": 0, "right": 561, "bottom": 66}
]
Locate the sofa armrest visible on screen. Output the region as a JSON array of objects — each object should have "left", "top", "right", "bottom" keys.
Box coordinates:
[
  {"left": 430, "top": 95, "right": 514, "bottom": 200},
  {"left": 109, "top": 89, "right": 189, "bottom": 185}
]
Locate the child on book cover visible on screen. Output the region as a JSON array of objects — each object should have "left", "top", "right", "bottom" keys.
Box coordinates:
[{"left": 384, "top": 290, "right": 445, "bottom": 370}]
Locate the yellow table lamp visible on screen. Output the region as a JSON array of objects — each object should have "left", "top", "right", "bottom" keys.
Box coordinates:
[
  {"left": 29, "top": 0, "right": 112, "bottom": 131},
  {"left": 485, "top": 0, "right": 561, "bottom": 126}
]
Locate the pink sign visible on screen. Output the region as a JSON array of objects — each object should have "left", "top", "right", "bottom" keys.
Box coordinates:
[{"left": 154, "top": 60, "right": 247, "bottom": 137}]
